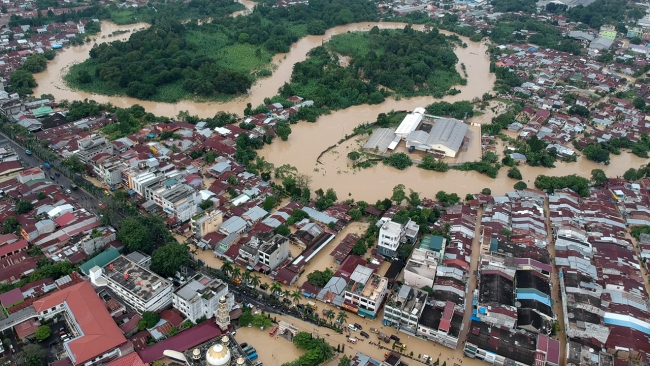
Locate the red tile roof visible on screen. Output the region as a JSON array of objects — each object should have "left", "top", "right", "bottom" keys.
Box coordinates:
[
  {"left": 33, "top": 281, "right": 126, "bottom": 365},
  {"left": 439, "top": 301, "right": 454, "bottom": 332},
  {"left": 14, "top": 318, "right": 40, "bottom": 339},
  {"left": 0, "top": 287, "right": 24, "bottom": 306},
  {"left": 105, "top": 352, "right": 144, "bottom": 366},
  {"left": 160, "top": 309, "right": 184, "bottom": 327},
  {"left": 54, "top": 212, "right": 76, "bottom": 226},
  {"left": 0, "top": 239, "right": 28, "bottom": 258},
  {"left": 137, "top": 320, "right": 222, "bottom": 363}
]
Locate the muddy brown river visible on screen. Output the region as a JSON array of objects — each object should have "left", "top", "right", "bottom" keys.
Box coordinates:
[{"left": 32, "top": 19, "right": 647, "bottom": 201}]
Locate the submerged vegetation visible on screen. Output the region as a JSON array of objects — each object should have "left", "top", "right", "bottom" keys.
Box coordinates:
[
  {"left": 65, "top": 0, "right": 378, "bottom": 103},
  {"left": 279, "top": 25, "right": 464, "bottom": 122}
]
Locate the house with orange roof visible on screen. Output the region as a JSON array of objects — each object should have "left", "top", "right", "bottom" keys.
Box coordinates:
[{"left": 33, "top": 281, "right": 127, "bottom": 365}]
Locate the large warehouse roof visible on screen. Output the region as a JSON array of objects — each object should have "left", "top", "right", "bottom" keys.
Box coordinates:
[
  {"left": 395, "top": 113, "right": 423, "bottom": 137},
  {"left": 363, "top": 128, "right": 396, "bottom": 154},
  {"left": 426, "top": 118, "right": 468, "bottom": 152}
]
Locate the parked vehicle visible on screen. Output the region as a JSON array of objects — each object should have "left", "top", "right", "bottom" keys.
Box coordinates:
[
  {"left": 306, "top": 301, "right": 317, "bottom": 310},
  {"left": 354, "top": 323, "right": 363, "bottom": 330},
  {"left": 370, "top": 328, "right": 378, "bottom": 334},
  {"left": 390, "top": 335, "right": 400, "bottom": 342},
  {"left": 348, "top": 324, "right": 357, "bottom": 331},
  {"left": 360, "top": 331, "right": 369, "bottom": 338},
  {"left": 377, "top": 332, "right": 390, "bottom": 342},
  {"left": 347, "top": 337, "right": 357, "bottom": 344},
  {"left": 25, "top": 150, "right": 32, "bottom": 155},
  {"left": 269, "top": 326, "right": 278, "bottom": 336},
  {"left": 71, "top": 184, "right": 78, "bottom": 190},
  {"left": 408, "top": 146, "right": 415, "bottom": 153},
  {"left": 233, "top": 278, "right": 242, "bottom": 285},
  {"left": 239, "top": 343, "right": 248, "bottom": 349},
  {"left": 394, "top": 342, "right": 406, "bottom": 351}
]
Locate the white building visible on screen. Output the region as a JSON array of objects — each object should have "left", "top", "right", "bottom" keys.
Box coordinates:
[
  {"left": 93, "top": 155, "right": 124, "bottom": 186},
  {"left": 395, "top": 111, "right": 424, "bottom": 139},
  {"left": 76, "top": 135, "right": 114, "bottom": 163},
  {"left": 342, "top": 265, "right": 388, "bottom": 319},
  {"left": 405, "top": 118, "right": 468, "bottom": 158},
  {"left": 152, "top": 184, "right": 200, "bottom": 222},
  {"left": 172, "top": 275, "right": 234, "bottom": 323},
  {"left": 404, "top": 249, "right": 439, "bottom": 289},
  {"left": 89, "top": 255, "right": 173, "bottom": 313},
  {"left": 17, "top": 167, "right": 45, "bottom": 183},
  {"left": 377, "top": 220, "right": 406, "bottom": 258}
]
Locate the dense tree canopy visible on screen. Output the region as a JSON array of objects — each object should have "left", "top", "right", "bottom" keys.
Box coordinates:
[{"left": 67, "top": 0, "right": 378, "bottom": 102}]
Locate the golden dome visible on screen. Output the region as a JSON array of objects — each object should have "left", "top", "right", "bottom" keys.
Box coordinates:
[{"left": 206, "top": 344, "right": 231, "bottom": 366}]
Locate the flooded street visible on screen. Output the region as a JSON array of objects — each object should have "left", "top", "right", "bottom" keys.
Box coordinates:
[{"left": 235, "top": 312, "right": 485, "bottom": 366}]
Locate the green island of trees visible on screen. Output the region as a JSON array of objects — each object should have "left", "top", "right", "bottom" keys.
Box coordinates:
[
  {"left": 279, "top": 25, "right": 464, "bottom": 120},
  {"left": 64, "top": 0, "right": 378, "bottom": 103}
]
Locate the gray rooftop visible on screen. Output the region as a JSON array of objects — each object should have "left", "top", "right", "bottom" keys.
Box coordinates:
[
  {"left": 363, "top": 128, "right": 396, "bottom": 154},
  {"left": 426, "top": 118, "right": 468, "bottom": 152}
]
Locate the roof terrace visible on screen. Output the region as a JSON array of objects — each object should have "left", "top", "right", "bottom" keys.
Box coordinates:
[{"left": 104, "top": 256, "right": 170, "bottom": 301}]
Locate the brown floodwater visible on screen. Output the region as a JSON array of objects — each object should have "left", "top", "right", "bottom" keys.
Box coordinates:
[{"left": 32, "top": 20, "right": 647, "bottom": 201}]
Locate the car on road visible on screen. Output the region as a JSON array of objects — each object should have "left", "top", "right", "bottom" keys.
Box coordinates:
[
  {"left": 25, "top": 150, "right": 32, "bottom": 155},
  {"left": 65, "top": 189, "right": 72, "bottom": 194},
  {"left": 354, "top": 323, "right": 363, "bottom": 330},
  {"left": 360, "top": 331, "right": 369, "bottom": 338},
  {"left": 71, "top": 184, "right": 78, "bottom": 190}
]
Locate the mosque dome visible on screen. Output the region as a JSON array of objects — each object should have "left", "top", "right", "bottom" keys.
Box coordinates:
[{"left": 206, "top": 344, "right": 231, "bottom": 366}]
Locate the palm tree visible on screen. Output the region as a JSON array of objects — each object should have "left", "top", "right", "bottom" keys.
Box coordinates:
[
  {"left": 283, "top": 289, "right": 291, "bottom": 298},
  {"left": 221, "top": 261, "right": 233, "bottom": 277},
  {"left": 325, "top": 309, "right": 335, "bottom": 325},
  {"left": 291, "top": 290, "right": 302, "bottom": 305},
  {"left": 270, "top": 282, "right": 282, "bottom": 295},
  {"left": 242, "top": 270, "right": 251, "bottom": 284},
  {"left": 336, "top": 311, "right": 348, "bottom": 326},
  {"left": 250, "top": 275, "right": 261, "bottom": 288},
  {"left": 231, "top": 267, "right": 241, "bottom": 280}
]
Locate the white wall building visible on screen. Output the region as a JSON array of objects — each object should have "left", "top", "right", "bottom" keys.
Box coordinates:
[
  {"left": 342, "top": 265, "right": 389, "bottom": 319},
  {"left": 377, "top": 220, "right": 405, "bottom": 258},
  {"left": 172, "top": 275, "right": 234, "bottom": 323},
  {"left": 90, "top": 255, "right": 173, "bottom": 313}
]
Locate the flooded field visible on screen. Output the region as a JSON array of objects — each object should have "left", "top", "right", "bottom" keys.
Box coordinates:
[{"left": 33, "top": 19, "right": 646, "bottom": 202}]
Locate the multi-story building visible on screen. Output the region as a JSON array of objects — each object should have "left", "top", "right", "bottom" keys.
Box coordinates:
[
  {"left": 93, "top": 155, "right": 124, "bottom": 187},
  {"left": 378, "top": 219, "right": 419, "bottom": 258},
  {"left": 76, "top": 135, "right": 114, "bottom": 163},
  {"left": 89, "top": 255, "right": 173, "bottom": 313},
  {"left": 417, "top": 301, "right": 463, "bottom": 348},
  {"left": 382, "top": 284, "right": 428, "bottom": 334},
  {"left": 152, "top": 184, "right": 200, "bottom": 222},
  {"left": 238, "top": 232, "right": 290, "bottom": 272},
  {"left": 342, "top": 265, "right": 388, "bottom": 319},
  {"left": 257, "top": 233, "right": 290, "bottom": 272},
  {"left": 377, "top": 220, "right": 405, "bottom": 258},
  {"left": 191, "top": 210, "right": 223, "bottom": 237},
  {"left": 404, "top": 235, "right": 446, "bottom": 288},
  {"left": 172, "top": 275, "right": 234, "bottom": 323},
  {"left": 33, "top": 281, "right": 127, "bottom": 366},
  {"left": 130, "top": 170, "right": 164, "bottom": 197}
]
